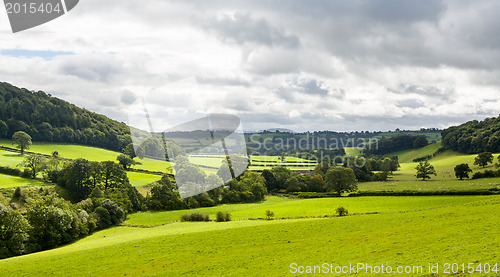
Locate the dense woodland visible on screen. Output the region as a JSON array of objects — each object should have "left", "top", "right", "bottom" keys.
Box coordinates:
[
  {"left": 0, "top": 82, "right": 131, "bottom": 152},
  {"left": 441, "top": 115, "right": 500, "bottom": 154},
  {"left": 364, "top": 135, "right": 429, "bottom": 155}
]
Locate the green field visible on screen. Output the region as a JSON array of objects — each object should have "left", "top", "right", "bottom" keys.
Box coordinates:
[
  {"left": 0, "top": 173, "right": 49, "bottom": 188},
  {"left": 1, "top": 195, "right": 498, "bottom": 276},
  {"left": 0, "top": 139, "right": 172, "bottom": 173},
  {"left": 125, "top": 195, "right": 494, "bottom": 226},
  {"left": 127, "top": 172, "right": 161, "bottom": 187},
  {"left": 391, "top": 142, "right": 442, "bottom": 163}
]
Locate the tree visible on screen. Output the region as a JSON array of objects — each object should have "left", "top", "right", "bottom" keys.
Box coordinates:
[
  {"left": 454, "top": 163, "right": 473, "bottom": 180},
  {"left": 325, "top": 167, "right": 358, "bottom": 196},
  {"left": 26, "top": 195, "right": 90, "bottom": 251},
  {"left": 474, "top": 152, "right": 494, "bottom": 168},
  {"left": 116, "top": 154, "right": 135, "bottom": 169},
  {"left": 98, "top": 161, "right": 128, "bottom": 189},
  {"left": 122, "top": 143, "right": 136, "bottom": 159},
  {"left": 415, "top": 161, "right": 436, "bottom": 181},
  {"left": 0, "top": 203, "right": 30, "bottom": 258},
  {"left": 59, "top": 159, "right": 93, "bottom": 200},
  {"left": 413, "top": 135, "right": 429, "bottom": 148},
  {"left": 0, "top": 120, "right": 8, "bottom": 138},
  {"left": 12, "top": 131, "right": 32, "bottom": 155},
  {"left": 19, "top": 155, "right": 46, "bottom": 179},
  {"left": 380, "top": 157, "right": 393, "bottom": 174}
]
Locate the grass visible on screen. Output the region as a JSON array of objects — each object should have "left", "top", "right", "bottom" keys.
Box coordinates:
[
  {"left": 127, "top": 172, "right": 160, "bottom": 187},
  {"left": 0, "top": 139, "right": 172, "bottom": 173},
  {"left": 359, "top": 178, "right": 500, "bottom": 192},
  {"left": 391, "top": 142, "right": 442, "bottom": 163},
  {"left": 0, "top": 195, "right": 498, "bottom": 276},
  {"left": 124, "top": 195, "right": 494, "bottom": 226},
  {"left": 0, "top": 150, "right": 25, "bottom": 167},
  {"left": 0, "top": 173, "right": 49, "bottom": 188}
]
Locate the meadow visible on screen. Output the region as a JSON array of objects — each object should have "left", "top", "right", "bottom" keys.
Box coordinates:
[
  {"left": 0, "top": 139, "right": 172, "bottom": 173},
  {"left": 0, "top": 195, "right": 498, "bottom": 276}
]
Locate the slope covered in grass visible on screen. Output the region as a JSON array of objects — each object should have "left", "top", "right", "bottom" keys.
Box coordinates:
[
  {"left": 0, "top": 173, "right": 49, "bottom": 188},
  {"left": 0, "top": 139, "right": 171, "bottom": 173},
  {"left": 390, "top": 142, "right": 442, "bottom": 163},
  {"left": 125, "top": 195, "right": 494, "bottom": 226},
  {"left": 1, "top": 196, "right": 498, "bottom": 276}
]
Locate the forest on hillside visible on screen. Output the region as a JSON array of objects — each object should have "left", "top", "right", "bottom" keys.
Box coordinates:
[
  {"left": 0, "top": 82, "right": 131, "bottom": 152},
  {"left": 441, "top": 115, "right": 500, "bottom": 154}
]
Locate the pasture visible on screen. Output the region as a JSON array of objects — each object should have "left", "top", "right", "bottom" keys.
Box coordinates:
[{"left": 0, "top": 195, "right": 498, "bottom": 276}]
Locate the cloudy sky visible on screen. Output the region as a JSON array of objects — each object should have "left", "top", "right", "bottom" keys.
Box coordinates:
[{"left": 1, "top": 0, "right": 500, "bottom": 132}]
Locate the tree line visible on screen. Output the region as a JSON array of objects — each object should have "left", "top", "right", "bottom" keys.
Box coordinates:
[{"left": 441, "top": 115, "right": 500, "bottom": 154}]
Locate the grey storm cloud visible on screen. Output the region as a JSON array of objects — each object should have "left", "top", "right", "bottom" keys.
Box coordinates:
[
  {"left": 58, "top": 57, "right": 123, "bottom": 83},
  {"left": 2, "top": 0, "right": 500, "bottom": 132},
  {"left": 199, "top": 12, "right": 300, "bottom": 48}
]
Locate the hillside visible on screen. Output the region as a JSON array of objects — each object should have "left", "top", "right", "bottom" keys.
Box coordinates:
[
  {"left": 0, "top": 196, "right": 498, "bottom": 276},
  {"left": 0, "top": 82, "right": 131, "bottom": 152},
  {"left": 442, "top": 115, "right": 500, "bottom": 154}
]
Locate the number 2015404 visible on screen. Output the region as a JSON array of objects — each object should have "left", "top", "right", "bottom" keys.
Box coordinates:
[{"left": 5, "top": 2, "right": 63, "bottom": 14}]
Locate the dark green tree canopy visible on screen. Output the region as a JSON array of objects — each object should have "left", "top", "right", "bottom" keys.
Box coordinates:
[
  {"left": 0, "top": 82, "right": 132, "bottom": 152},
  {"left": 325, "top": 167, "right": 358, "bottom": 196},
  {"left": 454, "top": 163, "right": 472, "bottom": 180},
  {"left": 473, "top": 152, "right": 494, "bottom": 168},
  {"left": 442, "top": 115, "right": 500, "bottom": 154}
]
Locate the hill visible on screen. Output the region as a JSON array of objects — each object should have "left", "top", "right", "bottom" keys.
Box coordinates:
[
  {"left": 0, "top": 82, "right": 131, "bottom": 152},
  {"left": 441, "top": 115, "right": 500, "bottom": 154},
  {"left": 0, "top": 196, "right": 498, "bottom": 276}
]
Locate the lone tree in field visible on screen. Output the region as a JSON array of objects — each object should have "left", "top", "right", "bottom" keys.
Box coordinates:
[
  {"left": 415, "top": 161, "right": 436, "bottom": 181},
  {"left": 19, "top": 155, "right": 46, "bottom": 179},
  {"left": 12, "top": 131, "right": 32, "bottom": 155},
  {"left": 325, "top": 167, "right": 358, "bottom": 196},
  {"left": 474, "top": 152, "right": 494, "bottom": 168},
  {"left": 454, "top": 163, "right": 473, "bottom": 180}
]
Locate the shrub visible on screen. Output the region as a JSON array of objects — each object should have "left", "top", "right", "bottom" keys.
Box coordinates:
[
  {"left": 471, "top": 170, "right": 500, "bottom": 179},
  {"left": 20, "top": 169, "right": 32, "bottom": 178},
  {"left": 216, "top": 211, "right": 231, "bottom": 222},
  {"left": 265, "top": 210, "right": 275, "bottom": 220},
  {"left": 180, "top": 212, "right": 210, "bottom": 222},
  {"left": 0, "top": 165, "right": 22, "bottom": 176},
  {"left": 100, "top": 199, "right": 126, "bottom": 225},
  {"left": 13, "top": 187, "right": 23, "bottom": 199},
  {"left": 77, "top": 198, "right": 94, "bottom": 213},
  {"left": 336, "top": 206, "right": 349, "bottom": 216},
  {"left": 0, "top": 203, "right": 30, "bottom": 258}
]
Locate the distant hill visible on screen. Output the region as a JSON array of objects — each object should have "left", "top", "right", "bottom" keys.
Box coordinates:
[
  {"left": 266, "top": 128, "right": 295, "bottom": 133},
  {"left": 0, "top": 82, "right": 131, "bottom": 152},
  {"left": 441, "top": 115, "right": 500, "bottom": 154}
]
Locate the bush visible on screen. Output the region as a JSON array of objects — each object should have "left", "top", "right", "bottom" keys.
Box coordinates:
[
  {"left": 265, "top": 210, "right": 275, "bottom": 220},
  {"left": 20, "top": 169, "right": 33, "bottom": 178},
  {"left": 0, "top": 165, "right": 22, "bottom": 176},
  {"left": 77, "top": 198, "right": 94, "bottom": 213},
  {"left": 0, "top": 203, "right": 30, "bottom": 258},
  {"left": 13, "top": 187, "right": 23, "bottom": 199},
  {"left": 180, "top": 212, "right": 210, "bottom": 222},
  {"left": 471, "top": 170, "right": 500, "bottom": 179},
  {"left": 216, "top": 211, "right": 231, "bottom": 222},
  {"left": 93, "top": 206, "right": 111, "bottom": 229},
  {"left": 336, "top": 206, "right": 349, "bottom": 216},
  {"left": 100, "top": 199, "right": 126, "bottom": 225}
]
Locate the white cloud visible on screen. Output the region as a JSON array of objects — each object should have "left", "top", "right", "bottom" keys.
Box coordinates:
[{"left": 0, "top": 0, "right": 499, "bottom": 132}]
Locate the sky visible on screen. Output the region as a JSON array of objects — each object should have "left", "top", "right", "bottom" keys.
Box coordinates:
[{"left": 1, "top": 0, "right": 500, "bottom": 132}]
